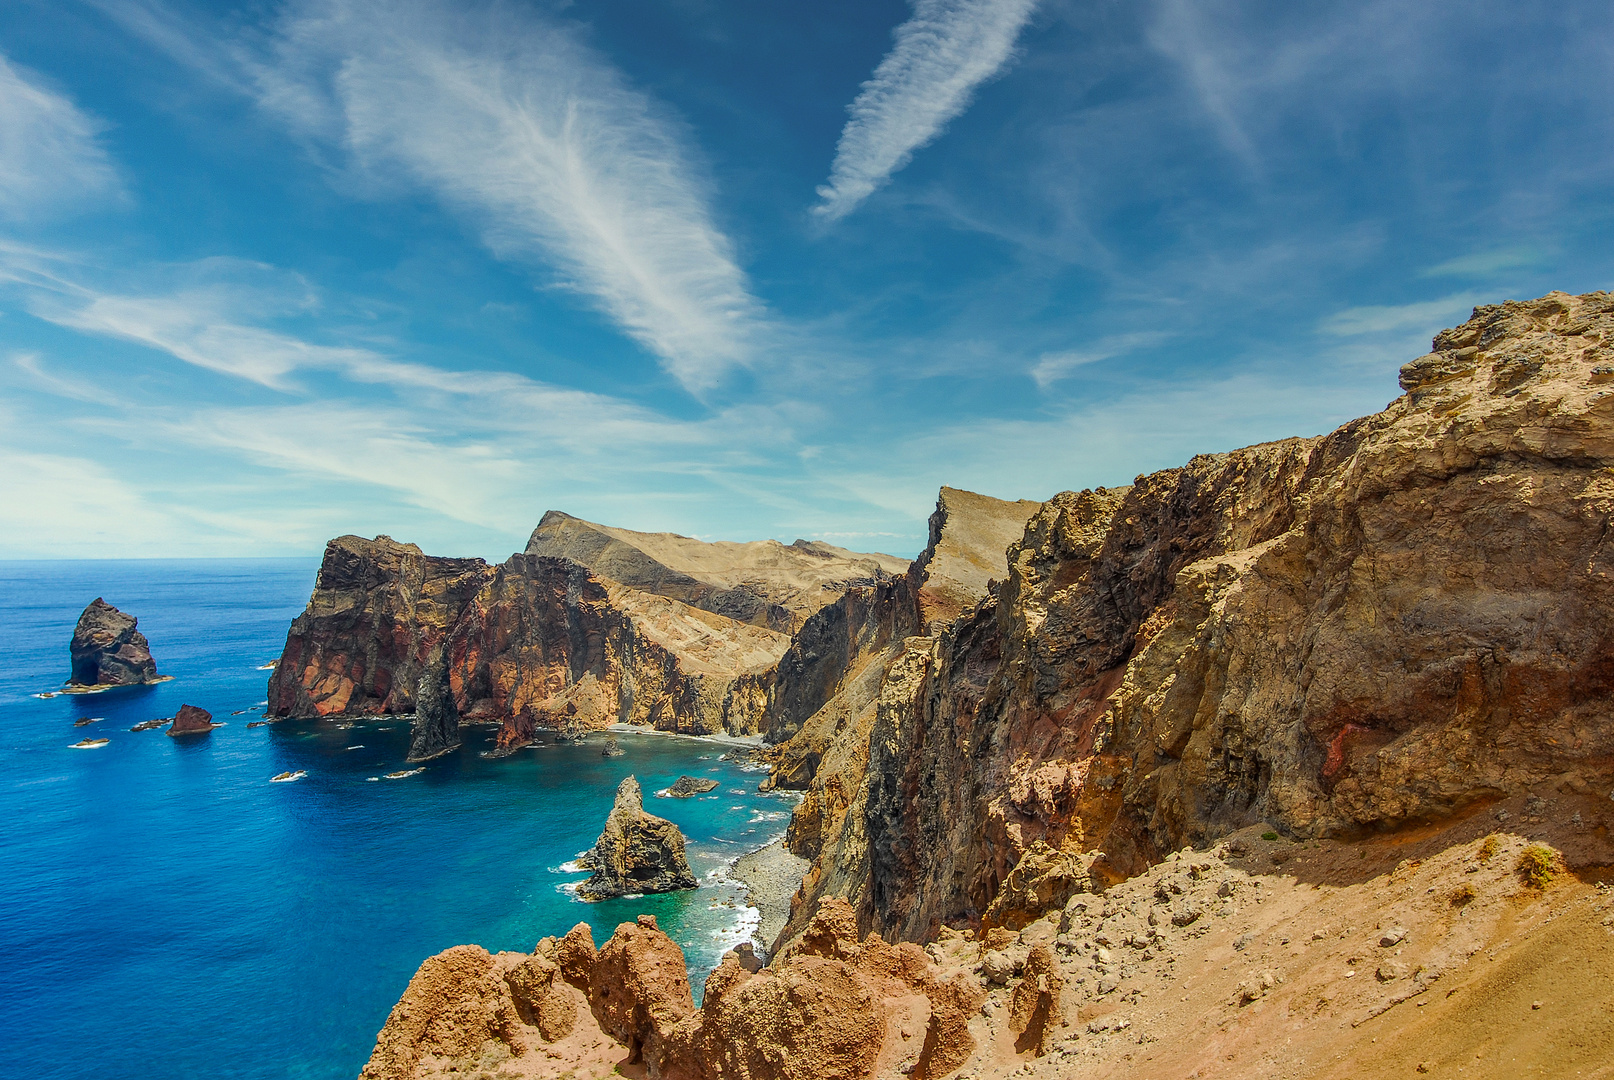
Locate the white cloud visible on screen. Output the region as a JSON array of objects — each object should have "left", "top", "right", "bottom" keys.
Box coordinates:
[
  {"left": 242, "top": 0, "right": 765, "bottom": 392},
  {"left": 0, "top": 53, "right": 123, "bottom": 222},
  {"left": 1318, "top": 293, "right": 1479, "bottom": 337},
  {"left": 1031, "top": 331, "right": 1172, "bottom": 388},
  {"left": 1421, "top": 247, "right": 1545, "bottom": 279},
  {"left": 813, "top": 0, "right": 1040, "bottom": 221}
]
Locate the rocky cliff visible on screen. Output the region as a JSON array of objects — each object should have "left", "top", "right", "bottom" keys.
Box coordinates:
[
  {"left": 795, "top": 289, "right": 1614, "bottom": 945},
  {"left": 271, "top": 518, "right": 909, "bottom": 740},
  {"left": 268, "top": 535, "right": 494, "bottom": 717},
  {"left": 69, "top": 598, "right": 160, "bottom": 686},
  {"left": 354, "top": 290, "right": 1614, "bottom": 1080},
  {"left": 272, "top": 544, "right": 792, "bottom": 739}
]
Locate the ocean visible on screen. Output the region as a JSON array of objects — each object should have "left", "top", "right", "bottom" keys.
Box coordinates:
[{"left": 0, "top": 559, "right": 796, "bottom": 1080}]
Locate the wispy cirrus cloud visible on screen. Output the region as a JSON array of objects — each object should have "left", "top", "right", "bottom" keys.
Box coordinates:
[
  {"left": 813, "top": 0, "right": 1040, "bottom": 221},
  {"left": 253, "top": 0, "right": 765, "bottom": 392},
  {"left": 0, "top": 53, "right": 124, "bottom": 222},
  {"left": 92, "top": 0, "right": 767, "bottom": 393},
  {"left": 1031, "top": 331, "right": 1172, "bottom": 389}
]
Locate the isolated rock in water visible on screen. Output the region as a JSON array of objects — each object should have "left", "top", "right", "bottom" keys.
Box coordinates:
[
  {"left": 577, "top": 777, "right": 697, "bottom": 899},
  {"left": 166, "top": 704, "right": 217, "bottom": 736},
  {"left": 69, "top": 598, "right": 159, "bottom": 686},
  {"left": 667, "top": 775, "right": 718, "bottom": 797},
  {"left": 407, "top": 645, "right": 459, "bottom": 762}
]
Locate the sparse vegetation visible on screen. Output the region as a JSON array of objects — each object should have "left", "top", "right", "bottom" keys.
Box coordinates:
[
  {"left": 1479, "top": 834, "right": 1501, "bottom": 861},
  {"left": 1262, "top": 831, "right": 1280, "bottom": 841},
  {"left": 1451, "top": 882, "right": 1477, "bottom": 906},
  {"left": 1517, "top": 844, "right": 1561, "bottom": 889}
]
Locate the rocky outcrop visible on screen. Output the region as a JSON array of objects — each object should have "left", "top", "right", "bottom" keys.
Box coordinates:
[
  {"left": 796, "top": 290, "right": 1614, "bottom": 944},
  {"left": 166, "top": 704, "right": 218, "bottom": 736},
  {"left": 526, "top": 511, "right": 909, "bottom": 634},
  {"left": 577, "top": 777, "right": 698, "bottom": 899},
  {"left": 272, "top": 544, "right": 792, "bottom": 739},
  {"left": 761, "top": 488, "right": 1041, "bottom": 951},
  {"left": 361, "top": 898, "right": 985, "bottom": 1080},
  {"left": 69, "top": 598, "right": 160, "bottom": 686},
  {"left": 407, "top": 645, "right": 459, "bottom": 762},
  {"left": 667, "top": 775, "right": 718, "bottom": 797},
  {"left": 268, "top": 535, "right": 494, "bottom": 718}
]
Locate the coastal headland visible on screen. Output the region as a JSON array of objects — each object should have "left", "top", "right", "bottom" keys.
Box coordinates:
[{"left": 265, "top": 292, "right": 1614, "bottom": 1078}]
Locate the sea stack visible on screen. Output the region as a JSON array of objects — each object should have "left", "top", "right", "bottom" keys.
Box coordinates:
[
  {"left": 576, "top": 776, "right": 697, "bottom": 899},
  {"left": 166, "top": 704, "right": 218, "bottom": 736},
  {"left": 406, "top": 646, "right": 460, "bottom": 762},
  {"left": 69, "top": 598, "right": 159, "bottom": 687}
]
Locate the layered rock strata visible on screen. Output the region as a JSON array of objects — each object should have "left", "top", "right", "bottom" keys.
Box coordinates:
[
  {"left": 789, "top": 290, "right": 1614, "bottom": 946},
  {"left": 577, "top": 777, "right": 698, "bottom": 900},
  {"left": 268, "top": 535, "right": 494, "bottom": 717},
  {"left": 762, "top": 489, "right": 1043, "bottom": 950},
  {"left": 271, "top": 545, "right": 792, "bottom": 739},
  {"left": 526, "top": 511, "right": 908, "bottom": 634},
  {"left": 69, "top": 598, "right": 160, "bottom": 687}
]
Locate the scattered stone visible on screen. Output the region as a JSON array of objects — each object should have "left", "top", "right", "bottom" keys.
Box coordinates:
[
  {"left": 130, "top": 718, "right": 166, "bottom": 732},
  {"left": 667, "top": 774, "right": 719, "bottom": 797},
  {"left": 1380, "top": 927, "right": 1408, "bottom": 948},
  {"left": 167, "top": 705, "right": 219, "bottom": 736}
]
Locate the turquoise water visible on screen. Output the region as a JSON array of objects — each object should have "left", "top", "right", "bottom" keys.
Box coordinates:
[{"left": 0, "top": 560, "right": 794, "bottom": 1080}]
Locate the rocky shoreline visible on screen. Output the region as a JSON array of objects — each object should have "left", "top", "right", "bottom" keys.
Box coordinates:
[{"left": 729, "top": 840, "right": 809, "bottom": 958}]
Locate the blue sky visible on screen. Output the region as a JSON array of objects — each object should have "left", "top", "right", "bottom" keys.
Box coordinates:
[{"left": 1, "top": 0, "right": 1611, "bottom": 560}]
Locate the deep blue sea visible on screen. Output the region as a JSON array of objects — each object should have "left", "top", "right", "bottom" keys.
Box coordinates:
[{"left": 0, "top": 560, "right": 795, "bottom": 1080}]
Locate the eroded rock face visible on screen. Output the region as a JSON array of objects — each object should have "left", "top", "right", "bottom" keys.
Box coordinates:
[
  {"left": 272, "top": 544, "right": 790, "bottom": 739},
  {"left": 69, "top": 598, "right": 159, "bottom": 686},
  {"left": 764, "top": 488, "right": 1040, "bottom": 951},
  {"left": 826, "top": 290, "right": 1614, "bottom": 942},
  {"left": 268, "top": 536, "right": 493, "bottom": 718},
  {"left": 526, "top": 511, "right": 909, "bottom": 635},
  {"left": 406, "top": 645, "right": 459, "bottom": 762},
  {"left": 578, "top": 778, "right": 698, "bottom": 900}
]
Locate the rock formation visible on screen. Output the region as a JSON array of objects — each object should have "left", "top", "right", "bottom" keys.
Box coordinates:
[
  {"left": 166, "top": 704, "right": 218, "bottom": 736},
  {"left": 771, "top": 289, "right": 1614, "bottom": 947},
  {"left": 360, "top": 898, "right": 987, "bottom": 1080},
  {"left": 269, "top": 527, "right": 886, "bottom": 738},
  {"left": 68, "top": 598, "right": 160, "bottom": 686},
  {"left": 526, "top": 511, "right": 908, "bottom": 634},
  {"left": 407, "top": 645, "right": 459, "bottom": 762},
  {"left": 667, "top": 775, "right": 718, "bottom": 797},
  {"left": 356, "top": 291, "right": 1614, "bottom": 1080},
  {"left": 577, "top": 777, "right": 698, "bottom": 900},
  {"left": 268, "top": 535, "right": 493, "bottom": 717}
]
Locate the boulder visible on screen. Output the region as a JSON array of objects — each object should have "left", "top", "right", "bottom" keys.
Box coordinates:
[
  {"left": 166, "top": 705, "right": 218, "bottom": 736},
  {"left": 667, "top": 775, "right": 719, "bottom": 797},
  {"left": 68, "top": 598, "right": 159, "bottom": 686},
  {"left": 578, "top": 777, "right": 698, "bottom": 899}
]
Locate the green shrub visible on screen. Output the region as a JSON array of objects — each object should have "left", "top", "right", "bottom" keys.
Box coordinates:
[
  {"left": 1517, "top": 844, "right": 1560, "bottom": 889},
  {"left": 1262, "top": 831, "right": 1279, "bottom": 841},
  {"left": 1478, "top": 835, "right": 1500, "bottom": 861}
]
